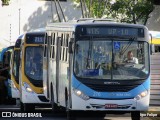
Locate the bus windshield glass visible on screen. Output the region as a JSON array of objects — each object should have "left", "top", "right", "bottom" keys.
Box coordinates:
[
  {"left": 25, "top": 47, "right": 43, "bottom": 80},
  {"left": 74, "top": 40, "right": 149, "bottom": 80},
  {"left": 13, "top": 50, "right": 20, "bottom": 83}
]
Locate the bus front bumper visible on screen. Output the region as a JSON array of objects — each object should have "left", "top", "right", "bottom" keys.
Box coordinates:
[
  {"left": 71, "top": 94, "right": 149, "bottom": 111},
  {"left": 21, "top": 88, "right": 49, "bottom": 104}
]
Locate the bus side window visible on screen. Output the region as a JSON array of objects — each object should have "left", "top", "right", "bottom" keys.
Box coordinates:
[
  {"left": 44, "top": 35, "right": 48, "bottom": 58},
  {"left": 52, "top": 33, "right": 55, "bottom": 59},
  {"left": 65, "top": 34, "right": 69, "bottom": 62}
]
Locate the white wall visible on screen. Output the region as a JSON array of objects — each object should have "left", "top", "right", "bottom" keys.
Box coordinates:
[{"left": 0, "top": 0, "right": 81, "bottom": 47}]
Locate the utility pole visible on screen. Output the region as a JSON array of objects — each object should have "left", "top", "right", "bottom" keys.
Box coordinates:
[
  {"left": 9, "top": 24, "right": 11, "bottom": 45},
  {"left": 19, "top": 8, "right": 21, "bottom": 35}
]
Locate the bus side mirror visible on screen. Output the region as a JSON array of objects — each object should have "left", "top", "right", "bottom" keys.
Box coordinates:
[
  {"left": 69, "top": 38, "right": 74, "bottom": 54},
  {"left": 150, "top": 44, "right": 155, "bottom": 55},
  {"left": 149, "top": 33, "right": 155, "bottom": 55}
]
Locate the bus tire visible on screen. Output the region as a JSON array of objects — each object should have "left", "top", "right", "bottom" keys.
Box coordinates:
[
  {"left": 131, "top": 111, "right": 140, "bottom": 120},
  {"left": 24, "top": 103, "right": 35, "bottom": 112},
  {"left": 20, "top": 101, "right": 24, "bottom": 112},
  {"left": 67, "top": 111, "right": 76, "bottom": 120},
  {"left": 51, "top": 90, "right": 58, "bottom": 113},
  {"left": 65, "top": 95, "right": 76, "bottom": 120}
]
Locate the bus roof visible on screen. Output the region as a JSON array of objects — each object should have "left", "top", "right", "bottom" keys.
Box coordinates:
[
  {"left": 0, "top": 46, "right": 14, "bottom": 62},
  {"left": 46, "top": 19, "right": 147, "bottom": 31}
]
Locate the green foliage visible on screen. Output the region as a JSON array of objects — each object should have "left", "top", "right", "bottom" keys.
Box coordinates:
[
  {"left": 109, "top": 0, "right": 154, "bottom": 24},
  {"left": 1, "top": 0, "right": 10, "bottom": 5},
  {"left": 72, "top": 0, "right": 155, "bottom": 25},
  {"left": 72, "top": 0, "right": 112, "bottom": 18}
]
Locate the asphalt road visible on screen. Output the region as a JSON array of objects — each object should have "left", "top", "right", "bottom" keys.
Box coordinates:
[{"left": 0, "top": 105, "right": 159, "bottom": 120}]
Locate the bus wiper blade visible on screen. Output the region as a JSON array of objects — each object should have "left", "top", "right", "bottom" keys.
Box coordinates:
[{"left": 120, "top": 37, "right": 137, "bottom": 56}]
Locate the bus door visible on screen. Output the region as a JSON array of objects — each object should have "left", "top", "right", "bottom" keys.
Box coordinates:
[{"left": 46, "top": 36, "right": 50, "bottom": 98}]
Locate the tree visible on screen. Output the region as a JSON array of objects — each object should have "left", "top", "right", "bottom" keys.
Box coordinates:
[
  {"left": 72, "top": 0, "right": 111, "bottom": 18},
  {"left": 109, "top": 0, "right": 155, "bottom": 25},
  {"left": 72, "top": 0, "right": 155, "bottom": 25},
  {"left": 1, "top": 0, "right": 10, "bottom": 6}
]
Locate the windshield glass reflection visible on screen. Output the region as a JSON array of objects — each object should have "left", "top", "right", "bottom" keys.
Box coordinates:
[{"left": 74, "top": 40, "right": 149, "bottom": 80}]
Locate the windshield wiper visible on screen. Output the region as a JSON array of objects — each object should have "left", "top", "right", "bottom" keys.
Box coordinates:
[
  {"left": 86, "top": 36, "right": 93, "bottom": 68},
  {"left": 120, "top": 37, "right": 137, "bottom": 56}
]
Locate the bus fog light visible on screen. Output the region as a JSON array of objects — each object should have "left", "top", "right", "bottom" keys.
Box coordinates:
[
  {"left": 134, "top": 91, "right": 148, "bottom": 100},
  {"left": 73, "top": 89, "right": 90, "bottom": 100},
  {"left": 23, "top": 82, "right": 34, "bottom": 93}
]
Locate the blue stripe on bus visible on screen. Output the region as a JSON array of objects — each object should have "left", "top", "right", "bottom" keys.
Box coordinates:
[{"left": 72, "top": 75, "right": 150, "bottom": 99}]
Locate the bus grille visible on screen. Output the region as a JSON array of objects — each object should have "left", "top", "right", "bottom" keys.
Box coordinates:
[{"left": 85, "top": 83, "right": 139, "bottom": 92}]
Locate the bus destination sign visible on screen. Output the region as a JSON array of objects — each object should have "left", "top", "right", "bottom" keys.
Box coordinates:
[
  {"left": 26, "top": 34, "right": 44, "bottom": 44},
  {"left": 78, "top": 26, "right": 144, "bottom": 37}
]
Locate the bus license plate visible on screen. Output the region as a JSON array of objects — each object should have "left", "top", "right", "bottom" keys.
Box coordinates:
[{"left": 105, "top": 104, "right": 118, "bottom": 109}]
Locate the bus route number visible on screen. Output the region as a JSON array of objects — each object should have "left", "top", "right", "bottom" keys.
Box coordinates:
[
  {"left": 93, "top": 92, "right": 101, "bottom": 97},
  {"left": 87, "top": 28, "right": 100, "bottom": 35},
  {"left": 108, "top": 28, "right": 129, "bottom": 36},
  {"left": 35, "top": 37, "right": 44, "bottom": 43}
]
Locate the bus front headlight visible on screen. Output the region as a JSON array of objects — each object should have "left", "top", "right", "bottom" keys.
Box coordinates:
[
  {"left": 23, "top": 82, "right": 34, "bottom": 93},
  {"left": 73, "top": 89, "right": 90, "bottom": 100},
  {"left": 134, "top": 90, "right": 148, "bottom": 100},
  {"left": 11, "top": 81, "right": 17, "bottom": 90}
]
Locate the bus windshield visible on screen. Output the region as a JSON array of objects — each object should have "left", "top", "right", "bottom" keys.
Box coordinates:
[
  {"left": 25, "top": 47, "right": 43, "bottom": 80},
  {"left": 74, "top": 39, "right": 149, "bottom": 80},
  {"left": 13, "top": 50, "right": 20, "bottom": 83}
]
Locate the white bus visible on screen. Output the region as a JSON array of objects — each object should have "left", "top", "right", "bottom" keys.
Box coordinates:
[
  {"left": 19, "top": 30, "right": 49, "bottom": 112},
  {"left": 10, "top": 35, "right": 23, "bottom": 99},
  {"left": 43, "top": 19, "right": 150, "bottom": 120}
]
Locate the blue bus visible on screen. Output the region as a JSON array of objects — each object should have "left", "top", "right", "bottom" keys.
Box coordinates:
[
  {"left": 43, "top": 19, "right": 150, "bottom": 120},
  {"left": 0, "top": 45, "right": 14, "bottom": 104}
]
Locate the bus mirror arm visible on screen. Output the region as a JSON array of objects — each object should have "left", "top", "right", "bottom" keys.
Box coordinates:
[{"left": 69, "top": 38, "right": 74, "bottom": 54}]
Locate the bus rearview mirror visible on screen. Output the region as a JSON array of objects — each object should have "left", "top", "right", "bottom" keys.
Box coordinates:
[
  {"left": 150, "top": 44, "right": 155, "bottom": 55},
  {"left": 69, "top": 38, "right": 74, "bottom": 54},
  {"left": 149, "top": 33, "right": 155, "bottom": 55}
]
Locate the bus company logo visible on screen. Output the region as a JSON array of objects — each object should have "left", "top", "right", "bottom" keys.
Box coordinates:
[
  {"left": 104, "top": 82, "right": 120, "bottom": 85},
  {"left": 1, "top": 112, "right": 42, "bottom": 118},
  {"left": 2, "top": 112, "right": 11, "bottom": 117}
]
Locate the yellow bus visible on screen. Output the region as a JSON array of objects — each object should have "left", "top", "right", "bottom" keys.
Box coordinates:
[
  {"left": 10, "top": 35, "right": 23, "bottom": 99},
  {"left": 19, "top": 30, "right": 49, "bottom": 112},
  {"left": 149, "top": 31, "right": 160, "bottom": 44},
  {"left": 149, "top": 31, "right": 160, "bottom": 52}
]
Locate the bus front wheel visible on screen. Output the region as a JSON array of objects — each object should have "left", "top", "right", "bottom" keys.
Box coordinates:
[
  {"left": 131, "top": 111, "right": 140, "bottom": 120},
  {"left": 67, "top": 110, "right": 76, "bottom": 120},
  {"left": 20, "top": 101, "right": 24, "bottom": 112},
  {"left": 23, "top": 103, "right": 35, "bottom": 112},
  {"left": 51, "top": 91, "right": 59, "bottom": 113},
  {"left": 65, "top": 96, "right": 75, "bottom": 120}
]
